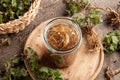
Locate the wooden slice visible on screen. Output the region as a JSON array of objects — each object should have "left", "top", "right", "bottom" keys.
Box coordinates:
[{"left": 24, "top": 18, "right": 104, "bottom": 80}]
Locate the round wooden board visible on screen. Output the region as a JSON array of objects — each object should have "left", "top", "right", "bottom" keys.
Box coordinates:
[{"left": 24, "top": 19, "right": 104, "bottom": 80}]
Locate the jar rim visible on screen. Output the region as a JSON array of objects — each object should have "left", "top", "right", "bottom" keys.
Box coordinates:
[{"left": 43, "top": 17, "right": 82, "bottom": 54}]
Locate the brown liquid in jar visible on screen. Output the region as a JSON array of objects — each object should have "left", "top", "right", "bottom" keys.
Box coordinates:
[{"left": 47, "top": 23, "right": 79, "bottom": 51}]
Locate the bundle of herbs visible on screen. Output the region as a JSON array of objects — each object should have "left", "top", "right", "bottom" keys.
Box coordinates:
[
  {"left": 64, "top": 0, "right": 91, "bottom": 16},
  {"left": 0, "top": 0, "right": 34, "bottom": 24},
  {"left": 103, "top": 30, "right": 120, "bottom": 54},
  {"left": 24, "top": 47, "right": 65, "bottom": 80},
  {"left": 72, "top": 8, "right": 102, "bottom": 27},
  {"left": 0, "top": 47, "right": 64, "bottom": 80},
  {"left": 0, "top": 54, "right": 28, "bottom": 80}
]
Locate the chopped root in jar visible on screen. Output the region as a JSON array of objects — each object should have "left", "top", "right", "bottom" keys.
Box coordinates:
[{"left": 47, "top": 23, "right": 79, "bottom": 51}]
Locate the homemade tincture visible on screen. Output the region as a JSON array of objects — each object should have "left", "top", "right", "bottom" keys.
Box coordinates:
[{"left": 47, "top": 23, "right": 79, "bottom": 51}]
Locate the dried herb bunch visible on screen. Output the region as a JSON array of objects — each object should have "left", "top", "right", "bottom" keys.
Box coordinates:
[
  {"left": 105, "top": 2, "right": 120, "bottom": 29},
  {"left": 82, "top": 22, "right": 101, "bottom": 51},
  {"left": 0, "top": 54, "right": 28, "bottom": 80},
  {"left": 24, "top": 47, "right": 64, "bottom": 80},
  {"left": 0, "top": 0, "right": 34, "bottom": 24}
]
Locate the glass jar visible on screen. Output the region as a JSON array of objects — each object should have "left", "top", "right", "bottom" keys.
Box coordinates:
[{"left": 43, "top": 17, "right": 82, "bottom": 68}]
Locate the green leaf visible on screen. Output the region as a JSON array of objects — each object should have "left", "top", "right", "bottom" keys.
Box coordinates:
[
  {"left": 72, "top": 14, "right": 87, "bottom": 27},
  {"left": 31, "top": 59, "right": 39, "bottom": 70},
  {"left": 69, "top": 3, "right": 80, "bottom": 13},
  {"left": 10, "top": 67, "right": 28, "bottom": 77},
  {"left": 3, "top": 3, "right": 8, "bottom": 8},
  {"left": 9, "top": 10, "right": 15, "bottom": 20},
  {"left": 53, "top": 70, "right": 64, "bottom": 79},
  {"left": 65, "top": 0, "right": 91, "bottom": 16},
  {"left": 105, "top": 36, "right": 111, "bottom": 44},
  {"left": 10, "top": 55, "right": 19, "bottom": 63},
  {"left": 89, "top": 16, "right": 101, "bottom": 25},
  {"left": 111, "top": 36, "right": 119, "bottom": 44},
  {"left": 72, "top": 8, "right": 102, "bottom": 27},
  {"left": 39, "top": 67, "right": 49, "bottom": 73},
  {"left": 25, "top": 47, "right": 39, "bottom": 70},
  {"left": 109, "top": 44, "right": 115, "bottom": 51},
  {"left": 20, "top": 68, "right": 28, "bottom": 77},
  {"left": 24, "top": 0, "right": 30, "bottom": 5},
  {"left": 0, "top": 12, "right": 3, "bottom": 24},
  {"left": 10, "top": 68, "right": 16, "bottom": 76},
  {"left": 18, "top": 2, "right": 24, "bottom": 10},
  {"left": 0, "top": 0, "right": 33, "bottom": 23},
  {"left": 11, "top": 0, "right": 17, "bottom": 7},
  {"left": 87, "top": 9, "right": 102, "bottom": 25},
  {"left": 65, "top": 2, "right": 81, "bottom": 16},
  {"left": 103, "top": 30, "right": 120, "bottom": 54}
]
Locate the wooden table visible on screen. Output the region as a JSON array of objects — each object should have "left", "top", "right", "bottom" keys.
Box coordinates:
[{"left": 0, "top": 0, "right": 120, "bottom": 80}]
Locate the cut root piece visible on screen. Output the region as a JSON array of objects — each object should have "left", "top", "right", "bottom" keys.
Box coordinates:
[
  {"left": 82, "top": 22, "right": 101, "bottom": 52},
  {"left": 105, "top": 8, "right": 120, "bottom": 29}
]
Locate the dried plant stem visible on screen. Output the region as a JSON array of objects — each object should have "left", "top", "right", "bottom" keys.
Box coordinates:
[
  {"left": 105, "top": 8, "right": 120, "bottom": 29},
  {"left": 106, "top": 67, "right": 120, "bottom": 80}
]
